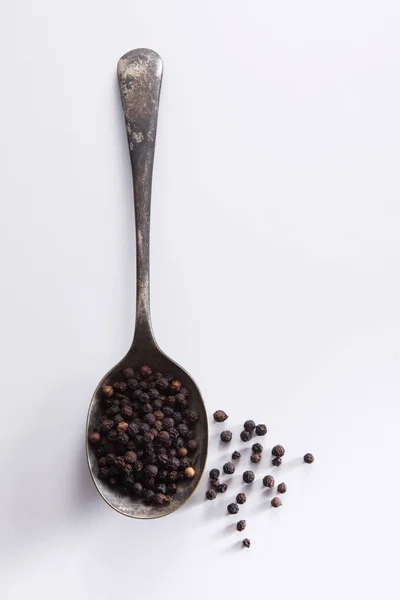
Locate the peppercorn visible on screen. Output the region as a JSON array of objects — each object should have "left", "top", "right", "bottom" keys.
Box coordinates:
[
  {"left": 217, "top": 483, "right": 227, "bottom": 493},
  {"left": 177, "top": 447, "right": 187, "bottom": 457},
  {"left": 187, "top": 439, "right": 198, "bottom": 452},
  {"left": 118, "top": 406, "right": 132, "bottom": 421},
  {"left": 122, "top": 367, "right": 135, "bottom": 380},
  {"left": 263, "top": 475, "right": 275, "bottom": 488},
  {"left": 232, "top": 450, "right": 241, "bottom": 460},
  {"left": 243, "top": 420, "right": 256, "bottom": 432},
  {"left": 163, "top": 417, "right": 175, "bottom": 430},
  {"left": 252, "top": 443, "right": 263, "bottom": 453},
  {"left": 236, "top": 520, "right": 246, "bottom": 531},
  {"left": 124, "top": 451, "right": 137, "bottom": 464},
  {"left": 180, "top": 457, "right": 192, "bottom": 469},
  {"left": 166, "top": 483, "right": 177, "bottom": 495},
  {"left": 140, "top": 365, "right": 152, "bottom": 378},
  {"left": 176, "top": 394, "right": 188, "bottom": 409},
  {"left": 209, "top": 468, "right": 220, "bottom": 481},
  {"left": 236, "top": 493, "right": 247, "bottom": 505},
  {"left": 133, "top": 460, "right": 143, "bottom": 472},
  {"left": 139, "top": 392, "right": 150, "bottom": 404},
  {"left": 223, "top": 462, "right": 235, "bottom": 475},
  {"left": 101, "top": 384, "right": 114, "bottom": 398},
  {"left": 144, "top": 464, "right": 158, "bottom": 478},
  {"left": 272, "top": 456, "right": 282, "bottom": 467},
  {"left": 100, "top": 419, "right": 114, "bottom": 433},
  {"left": 156, "top": 377, "right": 169, "bottom": 391},
  {"left": 127, "top": 377, "right": 139, "bottom": 390},
  {"left": 185, "top": 467, "right": 195, "bottom": 478},
  {"left": 271, "top": 497, "right": 282, "bottom": 508},
  {"left": 142, "top": 489, "right": 155, "bottom": 503},
  {"left": 277, "top": 482, "right": 287, "bottom": 494},
  {"left": 213, "top": 410, "right": 228, "bottom": 422},
  {"left": 168, "top": 471, "right": 179, "bottom": 482},
  {"left": 181, "top": 387, "right": 189, "bottom": 397},
  {"left": 206, "top": 489, "right": 217, "bottom": 500},
  {"left": 227, "top": 503, "right": 239, "bottom": 515},
  {"left": 243, "top": 470, "right": 255, "bottom": 483},
  {"left": 169, "top": 457, "right": 181, "bottom": 470},
  {"left": 183, "top": 409, "right": 199, "bottom": 424},
  {"left": 220, "top": 430, "right": 232, "bottom": 442},
  {"left": 255, "top": 424, "right": 267, "bottom": 436},
  {"left": 272, "top": 444, "right": 285, "bottom": 457},
  {"left": 170, "top": 379, "right": 182, "bottom": 393},
  {"left": 186, "top": 430, "right": 196, "bottom": 440},
  {"left": 117, "top": 421, "right": 129, "bottom": 433},
  {"left": 304, "top": 453, "right": 314, "bottom": 464},
  {"left": 106, "top": 404, "right": 120, "bottom": 417},
  {"left": 95, "top": 446, "right": 106, "bottom": 458},
  {"left": 114, "top": 414, "right": 124, "bottom": 425},
  {"left": 132, "top": 482, "right": 143, "bottom": 496},
  {"left": 240, "top": 430, "right": 252, "bottom": 442},
  {"left": 89, "top": 432, "right": 101, "bottom": 445},
  {"left": 210, "top": 479, "right": 220, "bottom": 489},
  {"left": 242, "top": 538, "right": 250, "bottom": 548},
  {"left": 177, "top": 423, "right": 189, "bottom": 437},
  {"left": 251, "top": 453, "right": 261, "bottom": 464}
]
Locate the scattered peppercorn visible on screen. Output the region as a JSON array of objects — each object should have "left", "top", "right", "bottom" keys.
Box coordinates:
[
  {"left": 272, "top": 444, "right": 285, "bottom": 457},
  {"left": 209, "top": 468, "right": 220, "bottom": 480},
  {"left": 231, "top": 450, "right": 241, "bottom": 460},
  {"left": 272, "top": 456, "right": 282, "bottom": 467},
  {"left": 213, "top": 410, "right": 228, "bottom": 422},
  {"left": 236, "top": 493, "right": 247, "bottom": 504},
  {"left": 216, "top": 483, "right": 228, "bottom": 493},
  {"left": 234, "top": 521, "right": 246, "bottom": 535},
  {"left": 255, "top": 424, "right": 267, "bottom": 436},
  {"left": 251, "top": 453, "right": 261, "bottom": 464},
  {"left": 243, "top": 419, "right": 256, "bottom": 432},
  {"left": 227, "top": 503, "right": 239, "bottom": 515},
  {"left": 223, "top": 462, "right": 235, "bottom": 475},
  {"left": 252, "top": 443, "right": 263, "bottom": 454},
  {"left": 263, "top": 475, "right": 275, "bottom": 488},
  {"left": 277, "top": 482, "right": 287, "bottom": 494},
  {"left": 271, "top": 497, "right": 282, "bottom": 508},
  {"left": 220, "top": 430, "right": 232, "bottom": 442},
  {"left": 240, "top": 430, "right": 252, "bottom": 442},
  {"left": 243, "top": 471, "right": 255, "bottom": 484},
  {"left": 242, "top": 538, "right": 250, "bottom": 548},
  {"left": 206, "top": 489, "right": 217, "bottom": 500},
  {"left": 303, "top": 453, "right": 314, "bottom": 464}
]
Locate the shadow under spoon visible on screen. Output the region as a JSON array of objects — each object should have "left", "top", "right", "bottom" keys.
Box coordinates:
[{"left": 86, "top": 48, "right": 208, "bottom": 519}]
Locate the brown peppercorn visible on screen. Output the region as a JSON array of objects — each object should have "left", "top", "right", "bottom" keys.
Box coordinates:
[
  {"left": 271, "top": 496, "right": 282, "bottom": 508},
  {"left": 251, "top": 453, "right": 261, "bottom": 464},
  {"left": 304, "top": 453, "right": 314, "bottom": 464},
  {"left": 227, "top": 503, "right": 239, "bottom": 514},
  {"left": 242, "top": 538, "right": 250, "bottom": 548},
  {"left": 216, "top": 483, "right": 228, "bottom": 493},
  {"left": 243, "top": 470, "right": 255, "bottom": 484},
  {"left": 117, "top": 421, "right": 129, "bottom": 432},
  {"left": 236, "top": 493, "right": 247, "bottom": 504},
  {"left": 243, "top": 420, "right": 256, "bottom": 432},
  {"left": 153, "top": 410, "right": 164, "bottom": 421},
  {"left": 272, "top": 456, "right": 282, "bottom": 467},
  {"left": 232, "top": 451, "right": 241, "bottom": 460},
  {"left": 220, "top": 430, "right": 232, "bottom": 442},
  {"left": 101, "top": 384, "right": 114, "bottom": 398},
  {"left": 89, "top": 432, "right": 101, "bottom": 445},
  {"left": 170, "top": 379, "right": 182, "bottom": 393},
  {"left": 177, "top": 447, "right": 188, "bottom": 457},
  {"left": 124, "top": 451, "right": 137, "bottom": 464},
  {"left": 263, "top": 475, "right": 275, "bottom": 488},
  {"left": 140, "top": 365, "right": 152, "bottom": 378},
  {"left": 213, "top": 410, "right": 228, "bottom": 422},
  {"left": 277, "top": 482, "right": 287, "bottom": 494},
  {"left": 240, "top": 430, "right": 252, "bottom": 442},
  {"left": 185, "top": 467, "right": 195, "bottom": 478},
  {"left": 223, "top": 461, "right": 235, "bottom": 475},
  {"left": 206, "top": 489, "right": 217, "bottom": 500},
  {"left": 272, "top": 444, "right": 285, "bottom": 457},
  {"left": 236, "top": 520, "right": 246, "bottom": 531}
]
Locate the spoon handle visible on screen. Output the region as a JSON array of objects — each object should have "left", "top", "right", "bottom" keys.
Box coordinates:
[{"left": 117, "top": 49, "right": 163, "bottom": 346}]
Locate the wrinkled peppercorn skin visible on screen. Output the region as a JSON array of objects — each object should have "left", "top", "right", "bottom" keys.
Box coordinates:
[{"left": 303, "top": 453, "right": 314, "bottom": 464}]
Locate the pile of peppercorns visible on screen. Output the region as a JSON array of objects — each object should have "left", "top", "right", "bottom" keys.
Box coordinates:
[
  {"left": 88, "top": 365, "right": 200, "bottom": 506},
  {"left": 209, "top": 410, "right": 314, "bottom": 548}
]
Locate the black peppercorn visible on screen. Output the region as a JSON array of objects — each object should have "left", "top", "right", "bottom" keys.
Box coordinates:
[
  {"left": 251, "top": 453, "right": 261, "bottom": 464},
  {"left": 271, "top": 496, "right": 282, "bottom": 508},
  {"left": 106, "top": 405, "right": 120, "bottom": 417},
  {"left": 143, "top": 413, "right": 156, "bottom": 426},
  {"left": 236, "top": 520, "right": 246, "bottom": 531},
  {"left": 252, "top": 443, "right": 263, "bottom": 454},
  {"left": 169, "top": 457, "right": 181, "bottom": 471},
  {"left": 144, "top": 464, "right": 158, "bottom": 478},
  {"left": 206, "top": 489, "right": 217, "bottom": 500},
  {"left": 124, "top": 451, "right": 137, "bottom": 464},
  {"left": 255, "top": 424, "right": 267, "bottom": 436},
  {"left": 272, "top": 444, "right": 285, "bottom": 457},
  {"left": 107, "top": 430, "right": 118, "bottom": 442},
  {"left": 122, "top": 367, "right": 135, "bottom": 380},
  {"left": 121, "top": 406, "right": 133, "bottom": 421},
  {"left": 153, "top": 492, "right": 166, "bottom": 505},
  {"left": 243, "top": 471, "right": 255, "bottom": 484},
  {"left": 179, "top": 457, "right": 192, "bottom": 469},
  {"left": 217, "top": 483, "right": 228, "bottom": 493},
  {"left": 227, "top": 503, "right": 239, "bottom": 515},
  {"left": 114, "top": 381, "right": 128, "bottom": 394},
  {"left": 133, "top": 460, "right": 143, "bottom": 472},
  {"left": 142, "top": 489, "right": 155, "bottom": 503},
  {"left": 223, "top": 462, "right": 235, "bottom": 475},
  {"left": 156, "top": 377, "right": 169, "bottom": 391},
  {"left": 304, "top": 453, "right": 314, "bottom": 464},
  {"left": 263, "top": 475, "right": 275, "bottom": 488},
  {"left": 186, "top": 430, "right": 196, "bottom": 440},
  {"left": 209, "top": 468, "right": 220, "bottom": 480},
  {"left": 242, "top": 538, "right": 250, "bottom": 548},
  {"left": 140, "top": 365, "right": 152, "bottom": 378},
  {"left": 277, "top": 482, "right": 287, "bottom": 494},
  {"left": 236, "top": 493, "right": 246, "bottom": 505},
  {"left": 177, "top": 423, "right": 189, "bottom": 437},
  {"left": 187, "top": 439, "right": 198, "bottom": 452},
  {"left": 210, "top": 479, "right": 220, "bottom": 489},
  {"left": 220, "top": 430, "right": 232, "bottom": 443},
  {"left": 99, "top": 419, "right": 114, "bottom": 433},
  {"left": 127, "top": 377, "right": 139, "bottom": 390},
  {"left": 213, "top": 410, "right": 228, "bottom": 422},
  {"left": 132, "top": 482, "right": 143, "bottom": 496},
  {"left": 243, "top": 420, "right": 256, "bottom": 432},
  {"left": 175, "top": 394, "right": 188, "bottom": 409},
  {"left": 272, "top": 456, "right": 282, "bottom": 467},
  {"left": 114, "top": 414, "right": 124, "bottom": 425},
  {"left": 183, "top": 409, "right": 199, "bottom": 424},
  {"left": 232, "top": 450, "right": 241, "bottom": 460},
  {"left": 240, "top": 430, "right": 252, "bottom": 442},
  {"left": 166, "top": 483, "right": 177, "bottom": 495}
]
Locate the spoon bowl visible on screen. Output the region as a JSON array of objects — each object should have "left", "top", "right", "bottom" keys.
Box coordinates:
[{"left": 86, "top": 49, "right": 208, "bottom": 518}]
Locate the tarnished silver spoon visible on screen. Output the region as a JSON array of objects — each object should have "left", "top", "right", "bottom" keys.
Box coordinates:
[{"left": 86, "top": 49, "right": 208, "bottom": 518}]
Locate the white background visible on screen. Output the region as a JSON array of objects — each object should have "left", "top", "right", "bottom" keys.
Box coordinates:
[{"left": 1, "top": 1, "right": 400, "bottom": 598}]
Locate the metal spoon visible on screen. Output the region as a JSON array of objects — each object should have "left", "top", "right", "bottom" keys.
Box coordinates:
[{"left": 86, "top": 49, "right": 208, "bottom": 518}]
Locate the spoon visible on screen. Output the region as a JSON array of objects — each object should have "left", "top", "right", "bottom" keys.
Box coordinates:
[{"left": 86, "top": 48, "right": 208, "bottom": 518}]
